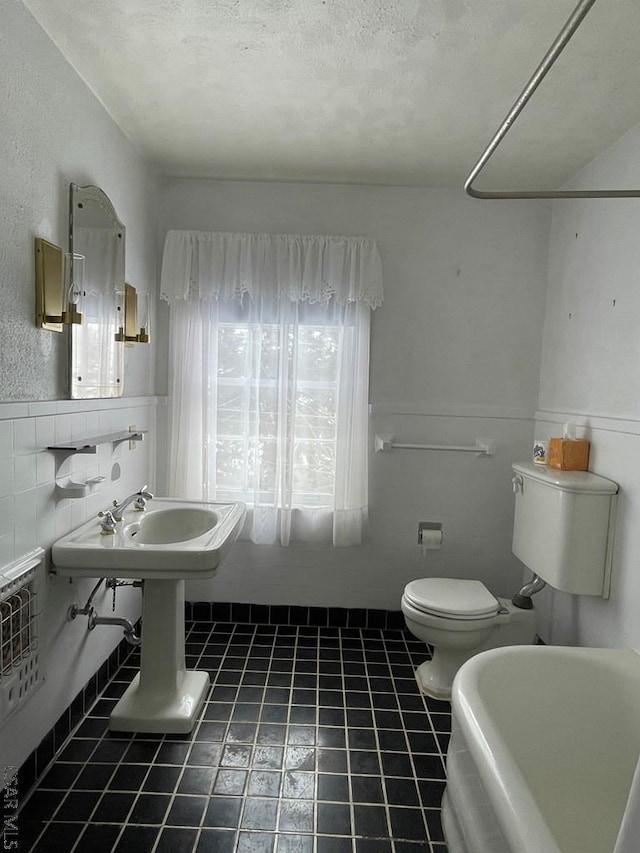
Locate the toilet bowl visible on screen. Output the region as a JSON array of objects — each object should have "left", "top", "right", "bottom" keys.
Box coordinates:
[{"left": 401, "top": 578, "right": 536, "bottom": 700}]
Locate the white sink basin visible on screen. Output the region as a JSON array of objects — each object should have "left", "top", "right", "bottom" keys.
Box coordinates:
[
  {"left": 124, "top": 506, "right": 219, "bottom": 545},
  {"left": 52, "top": 498, "right": 246, "bottom": 578}
]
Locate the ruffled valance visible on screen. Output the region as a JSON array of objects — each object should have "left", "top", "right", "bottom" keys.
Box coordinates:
[{"left": 160, "top": 230, "right": 383, "bottom": 309}]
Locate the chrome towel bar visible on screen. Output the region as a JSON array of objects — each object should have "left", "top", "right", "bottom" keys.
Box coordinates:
[{"left": 375, "top": 435, "right": 495, "bottom": 455}]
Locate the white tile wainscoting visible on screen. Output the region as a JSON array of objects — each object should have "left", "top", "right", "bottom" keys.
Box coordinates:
[{"left": 0, "top": 396, "right": 160, "bottom": 778}]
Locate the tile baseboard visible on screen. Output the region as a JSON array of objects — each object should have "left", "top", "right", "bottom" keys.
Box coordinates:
[
  {"left": 14, "top": 631, "right": 136, "bottom": 798},
  {"left": 186, "top": 601, "right": 406, "bottom": 631}
]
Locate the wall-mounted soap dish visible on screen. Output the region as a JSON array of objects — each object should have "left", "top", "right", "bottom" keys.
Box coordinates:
[{"left": 55, "top": 476, "right": 105, "bottom": 500}]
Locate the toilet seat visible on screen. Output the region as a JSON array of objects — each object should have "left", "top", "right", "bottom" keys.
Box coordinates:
[{"left": 403, "top": 578, "right": 500, "bottom": 621}]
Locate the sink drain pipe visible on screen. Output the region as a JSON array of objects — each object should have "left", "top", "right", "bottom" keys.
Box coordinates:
[
  {"left": 86, "top": 609, "right": 141, "bottom": 645},
  {"left": 67, "top": 578, "right": 141, "bottom": 646}
]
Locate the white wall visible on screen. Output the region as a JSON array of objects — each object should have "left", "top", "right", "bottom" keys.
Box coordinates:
[
  {"left": 0, "top": 0, "right": 159, "bottom": 401},
  {"left": 159, "top": 179, "right": 551, "bottom": 609},
  {"left": 535, "top": 120, "right": 640, "bottom": 650},
  {"left": 0, "top": 0, "right": 160, "bottom": 774}
]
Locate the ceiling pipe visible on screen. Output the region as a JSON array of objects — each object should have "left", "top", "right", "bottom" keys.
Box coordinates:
[{"left": 465, "top": 0, "right": 640, "bottom": 200}]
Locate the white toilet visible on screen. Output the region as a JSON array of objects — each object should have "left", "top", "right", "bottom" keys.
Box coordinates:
[
  {"left": 402, "top": 461, "right": 619, "bottom": 700},
  {"left": 401, "top": 578, "right": 535, "bottom": 699}
]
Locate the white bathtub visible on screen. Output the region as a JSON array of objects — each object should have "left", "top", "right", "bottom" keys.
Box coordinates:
[{"left": 442, "top": 645, "right": 640, "bottom": 853}]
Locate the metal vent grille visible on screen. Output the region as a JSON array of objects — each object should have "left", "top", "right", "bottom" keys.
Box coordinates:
[{"left": 0, "top": 549, "right": 45, "bottom": 723}]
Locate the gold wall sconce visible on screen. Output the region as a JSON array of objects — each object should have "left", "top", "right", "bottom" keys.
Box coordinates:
[
  {"left": 35, "top": 239, "right": 84, "bottom": 330},
  {"left": 137, "top": 291, "right": 151, "bottom": 343},
  {"left": 124, "top": 282, "right": 138, "bottom": 345},
  {"left": 115, "top": 283, "right": 151, "bottom": 345}
]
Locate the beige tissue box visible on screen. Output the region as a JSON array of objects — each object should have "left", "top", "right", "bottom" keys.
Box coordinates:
[{"left": 548, "top": 438, "right": 590, "bottom": 471}]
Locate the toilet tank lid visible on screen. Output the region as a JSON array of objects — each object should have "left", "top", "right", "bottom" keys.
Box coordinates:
[
  {"left": 512, "top": 462, "right": 618, "bottom": 495},
  {"left": 404, "top": 578, "right": 500, "bottom": 618}
]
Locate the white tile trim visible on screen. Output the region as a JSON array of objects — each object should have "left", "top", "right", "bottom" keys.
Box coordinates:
[
  {"left": 0, "top": 403, "right": 30, "bottom": 420},
  {"left": 0, "top": 396, "right": 166, "bottom": 421},
  {"left": 370, "top": 402, "right": 534, "bottom": 420},
  {"left": 535, "top": 409, "right": 640, "bottom": 436}
]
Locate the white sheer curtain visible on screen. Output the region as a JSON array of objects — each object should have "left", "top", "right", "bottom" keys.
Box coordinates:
[{"left": 161, "top": 231, "right": 383, "bottom": 547}]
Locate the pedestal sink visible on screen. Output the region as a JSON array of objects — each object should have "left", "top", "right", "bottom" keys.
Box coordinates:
[{"left": 52, "top": 498, "right": 246, "bottom": 733}]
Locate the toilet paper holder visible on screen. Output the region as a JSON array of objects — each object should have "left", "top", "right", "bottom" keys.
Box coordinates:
[{"left": 418, "top": 521, "right": 443, "bottom": 548}]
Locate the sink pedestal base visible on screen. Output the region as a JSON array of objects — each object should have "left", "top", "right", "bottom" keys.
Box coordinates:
[
  {"left": 109, "top": 578, "right": 210, "bottom": 734},
  {"left": 109, "top": 670, "right": 209, "bottom": 734}
]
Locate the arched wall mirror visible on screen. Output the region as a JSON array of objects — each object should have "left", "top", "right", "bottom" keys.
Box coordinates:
[{"left": 69, "top": 183, "right": 125, "bottom": 398}]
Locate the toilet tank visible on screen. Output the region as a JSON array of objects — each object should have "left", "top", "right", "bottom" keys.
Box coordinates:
[{"left": 511, "top": 462, "right": 618, "bottom": 597}]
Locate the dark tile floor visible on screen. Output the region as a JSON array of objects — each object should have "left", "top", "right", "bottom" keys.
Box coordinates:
[{"left": 17, "top": 620, "right": 450, "bottom": 852}]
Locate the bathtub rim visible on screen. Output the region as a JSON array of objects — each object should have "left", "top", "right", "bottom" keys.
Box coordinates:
[{"left": 449, "top": 644, "right": 640, "bottom": 853}]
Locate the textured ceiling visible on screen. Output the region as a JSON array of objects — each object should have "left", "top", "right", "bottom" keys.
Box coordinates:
[{"left": 21, "top": 0, "right": 640, "bottom": 188}]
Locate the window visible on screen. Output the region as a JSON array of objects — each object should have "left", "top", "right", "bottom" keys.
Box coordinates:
[
  {"left": 215, "top": 320, "right": 340, "bottom": 508},
  {"left": 162, "top": 230, "right": 383, "bottom": 546}
]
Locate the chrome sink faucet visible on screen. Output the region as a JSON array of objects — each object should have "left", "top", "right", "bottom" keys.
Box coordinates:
[
  {"left": 110, "top": 485, "right": 154, "bottom": 521},
  {"left": 98, "top": 509, "right": 118, "bottom": 534}
]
